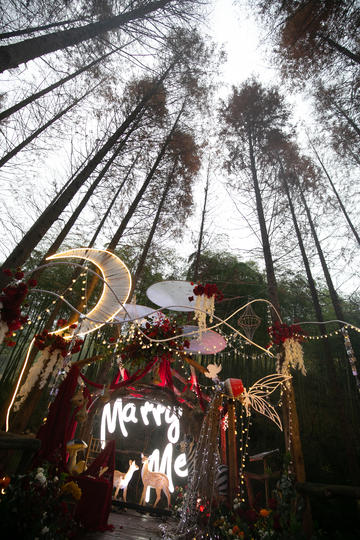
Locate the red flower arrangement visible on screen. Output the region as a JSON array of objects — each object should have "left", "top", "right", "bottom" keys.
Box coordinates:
[
  {"left": 0, "top": 268, "right": 38, "bottom": 345},
  {"left": 34, "top": 329, "right": 83, "bottom": 358},
  {"left": 119, "top": 316, "right": 189, "bottom": 371},
  {"left": 189, "top": 282, "right": 223, "bottom": 301},
  {"left": 267, "top": 321, "right": 305, "bottom": 346}
]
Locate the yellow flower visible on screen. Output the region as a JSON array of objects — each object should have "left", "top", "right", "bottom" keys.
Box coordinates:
[
  {"left": 259, "top": 508, "right": 271, "bottom": 518},
  {"left": 61, "top": 481, "right": 82, "bottom": 501}
]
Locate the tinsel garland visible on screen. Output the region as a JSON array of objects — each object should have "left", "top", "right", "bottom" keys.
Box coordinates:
[
  {"left": 162, "top": 390, "right": 223, "bottom": 539},
  {"left": 14, "top": 347, "right": 63, "bottom": 411},
  {"left": 342, "top": 328, "right": 360, "bottom": 392}
]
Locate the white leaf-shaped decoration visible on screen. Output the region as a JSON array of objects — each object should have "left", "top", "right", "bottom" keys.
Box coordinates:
[{"left": 242, "top": 373, "right": 291, "bottom": 431}]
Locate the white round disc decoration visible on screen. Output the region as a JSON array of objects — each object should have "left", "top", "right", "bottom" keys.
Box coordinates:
[
  {"left": 115, "top": 304, "right": 163, "bottom": 324},
  {"left": 183, "top": 325, "right": 227, "bottom": 354},
  {"left": 146, "top": 281, "right": 196, "bottom": 312},
  {"left": 47, "top": 248, "right": 131, "bottom": 336}
]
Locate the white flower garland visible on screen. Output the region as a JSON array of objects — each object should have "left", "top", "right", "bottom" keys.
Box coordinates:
[
  {"left": 281, "top": 338, "right": 307, "bottom": 379},
  {"left": 14, "top": 347, "right": 63, "bottom": 411},
  {"left": 194, "top": 294, "right": 215, "bottom": 335},
  {"left": 39, "top": 349, "right": 62, "bottom": 389}
]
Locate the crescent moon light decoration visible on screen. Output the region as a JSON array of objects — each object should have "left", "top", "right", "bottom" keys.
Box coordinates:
[
  {"left": 5, "top": 248, "right": 131, "bottom": 432},
  {"left": 47, "top": 248, "right": 132, "bottom": 337}
]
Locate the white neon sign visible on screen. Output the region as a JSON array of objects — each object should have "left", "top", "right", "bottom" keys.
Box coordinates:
[{"left": 101, "top": 399, "right": 188, "bottom": 501}]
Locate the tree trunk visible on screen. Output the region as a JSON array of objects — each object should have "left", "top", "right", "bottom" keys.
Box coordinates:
[
  {"left": 192, "top": 163, "right": 210, "bottom": 281},
  {"left": 248, "top": 129, "right": 280, "bottom": 316},
  {"left": 0, "top": 46, "right": 122, "bottom": 122},
  {"left": 247, "top": 133, "right": 306, "bottom": 486},
  {"left": 107, "top": 104, "right": 185, "bottom": 252},
  {"left": 298, "top": 188, "right": 346, "bottom": 322},
  {"left": 319, "top": 33, "right": 360, "bottom": 65},
  {"left": 331, "top": 100, "right": 360, "bottom": 138},
  {"left": 0, "top": 17, "right": 89, "bottom": 41},
  {"left": 131, "top": 162, "right": 176, "bottom": 293},
  {"left": 87, "top": 151, "right": 141, "bottom": 247},
  {"left": 69, "top": 103, "right": 185, "bottom": 323},
  {"left": 308, "top": 139, "right": 360, "bottom": 245},
  {"left": 281, "top": 169, "right": 328, "bottom": 333},
  {"left": 0, "top": 0, "right": 174, "bottom": 72},
  {"left": 0, "top": 65, "right": 173, "bottom": 288},
  {"left": 34, "top": 126, "right": 137, "bottom": 272},
  {"left": 0, "top": 82, "right": 101, "bottom": 169},
  {"left": 282, "top": 169, "right": 360, "bottom": 484}
]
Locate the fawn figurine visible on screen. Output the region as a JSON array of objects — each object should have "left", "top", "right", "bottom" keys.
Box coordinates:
[
  {"left": 139, "top": 453, "right": 171, "bottom": 508},
  {"left": 113, "top": 459, "right": 139, "bottom": 502}
]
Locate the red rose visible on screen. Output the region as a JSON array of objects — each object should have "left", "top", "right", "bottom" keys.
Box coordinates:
[
  {"left": 2, "top": 269, "right": 12, "bottom": 277},
  {"left": 14, "top": 271, "right": 24, "bottom": 280},
  {"left": 28, "top": 279, "right": 37, "bottom": 287}
]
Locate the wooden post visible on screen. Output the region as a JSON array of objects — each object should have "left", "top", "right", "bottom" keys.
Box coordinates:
[{"left": 227, "top": 400, "right": 238, "bottom": 503}]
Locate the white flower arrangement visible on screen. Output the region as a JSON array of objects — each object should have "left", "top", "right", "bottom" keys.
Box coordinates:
[{"left": 14, "top": 347, "right": 63, "bottom": 411}]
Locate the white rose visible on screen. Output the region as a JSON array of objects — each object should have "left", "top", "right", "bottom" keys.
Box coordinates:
[{"left": 41, "top": 526, "right": 49, "bottom": 534}]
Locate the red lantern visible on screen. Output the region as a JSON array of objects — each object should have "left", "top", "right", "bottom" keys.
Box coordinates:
[{"left": 224, "top": 378, "right": 244, "bottom": 399}]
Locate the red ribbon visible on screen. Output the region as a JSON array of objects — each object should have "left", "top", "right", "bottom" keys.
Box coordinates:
[{"left": 158, "top": 356, "right": 174, "bottom": 391}]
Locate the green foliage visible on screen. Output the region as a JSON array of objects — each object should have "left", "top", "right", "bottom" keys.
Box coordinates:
[{"left": 0, "top": 463, "right": 83, "bottom": 539}]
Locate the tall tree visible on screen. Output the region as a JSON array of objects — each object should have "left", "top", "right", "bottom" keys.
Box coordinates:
[
  {"left": 277, "top": 143, "right": 360, "bottom": 483},
  {"left": 0, "top": 68, "right": 172, "bottom": 288},
  {"left": 132, "top": 128, "right": 200, "bottom": 292},
  {"left": 253, "top": 0, "right": 360, "bottom": 83},
  {"left": 0, "top": 45, "right": 123, "bottom": 123},
  {"left": 220, "top": 80, "right": 307, "bottom": 486},
  {"left": 307, "top": 136, "right": 360, "bottom": 246},
  {"left": 192, "top": 162, "right": 210, "bottom": 282},
  {"left": 0, "top": 81, "right": 103, "bottom": 169},
  {"left": 68, "top": 102, "right": 186, "bottom": 322},
  {"left": 0, "top": 0, "right": 199, "bottom": 72}
]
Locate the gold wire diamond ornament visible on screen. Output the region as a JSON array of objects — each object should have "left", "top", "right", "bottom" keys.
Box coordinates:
[{"left": 237, "top": 302, "right": 261, "bottom": 340}]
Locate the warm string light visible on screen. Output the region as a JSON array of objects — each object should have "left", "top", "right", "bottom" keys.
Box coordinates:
[
  {"left": 294, "top": 323, "right": 360, "bottom": 340},
  {"left": 238, "top": 404, "right": 251, "bottom": 503}
]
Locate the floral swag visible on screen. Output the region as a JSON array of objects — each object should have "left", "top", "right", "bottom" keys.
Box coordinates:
[
  {"left": 14, "top": 326, "right": 83, "bottom": 411},
  {"left": 267, "top": 321, "right": 307, "bottom": 381}
]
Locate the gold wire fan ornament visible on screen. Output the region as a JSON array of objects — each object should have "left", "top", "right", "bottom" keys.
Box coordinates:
[{"left": 237, "top": 302, "right": 261, "bottom": 340}]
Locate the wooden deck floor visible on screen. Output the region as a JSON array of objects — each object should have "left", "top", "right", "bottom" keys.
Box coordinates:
[{"left": 82, "top": 507, "right": 176, "bottom": 540}]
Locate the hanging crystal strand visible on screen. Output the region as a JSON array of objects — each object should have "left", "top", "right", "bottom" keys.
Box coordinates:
[
  {"left": 341, "top": 327, "right": 360, "bottom": 392},
  {"left": 162, "top": 390, "right": 222, "bottom": 539}
]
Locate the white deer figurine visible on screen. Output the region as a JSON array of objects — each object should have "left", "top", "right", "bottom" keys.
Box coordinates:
[
  {"left": 139, "top": 453, "right": 171, "bottom": 508},
  {"left": 113, "top": 459, "right": 139, "bottom": 502}
]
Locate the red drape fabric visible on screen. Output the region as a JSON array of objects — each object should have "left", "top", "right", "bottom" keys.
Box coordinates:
[
  {"left": 79, "top": 357, "right": 158, "bottom": 390},
  {"left": 158, "top": 356, "right": 174, "bottom": 391},
  {"left": 73, "top": 440, "right": 116, "bottom": 531},
  {"left": 35, "top": 365, "right": 80, "bottom": 467}
]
